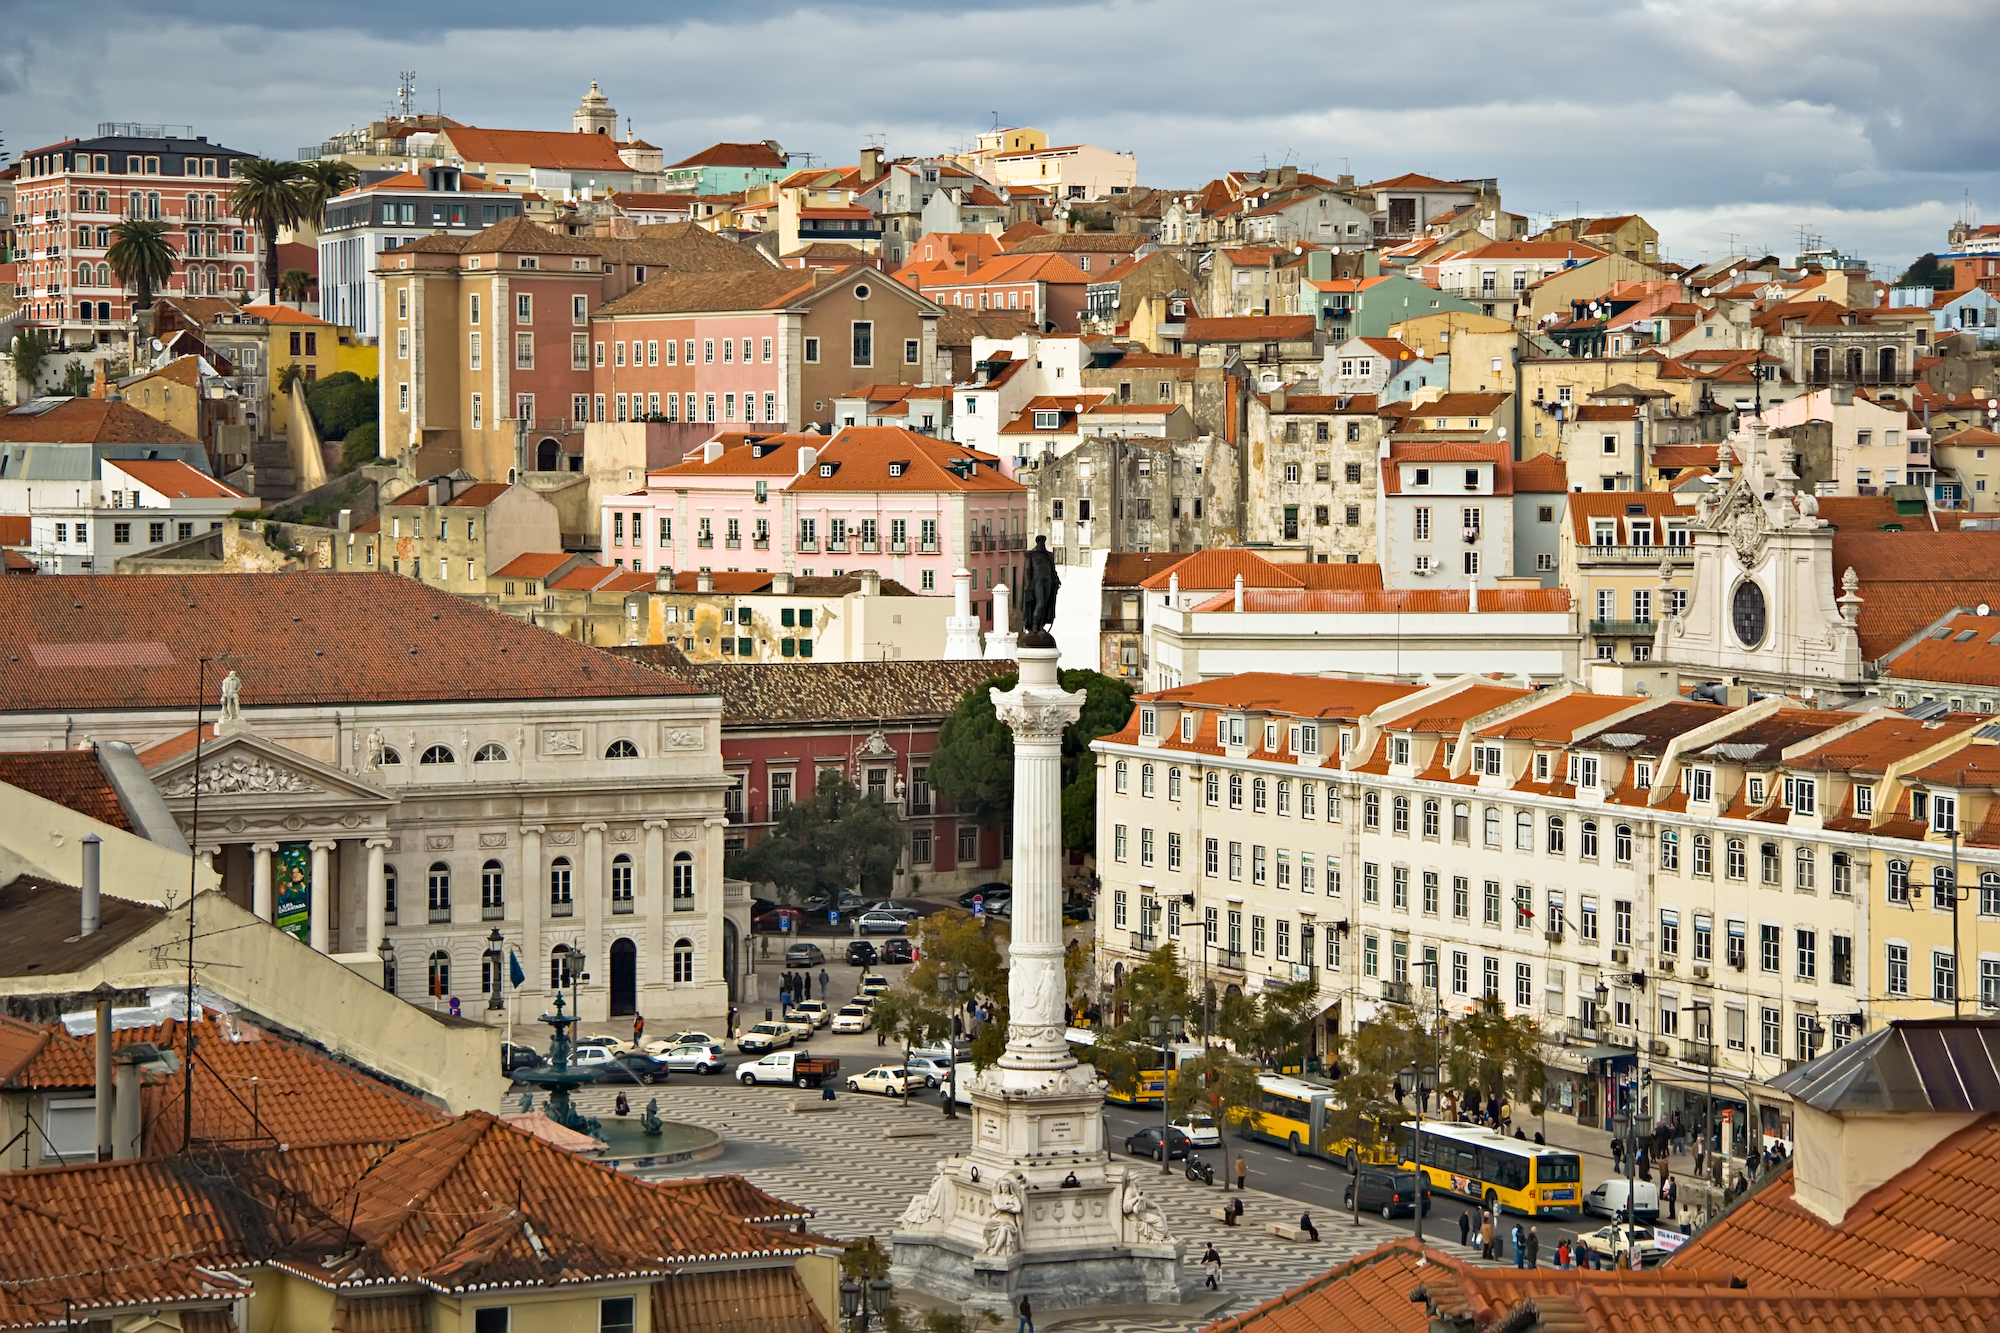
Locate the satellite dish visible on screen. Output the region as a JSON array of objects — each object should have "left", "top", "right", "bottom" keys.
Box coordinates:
[
  {"left": 150, "top": 339, "right": 163, "bottom": 351},
  {"left": 1981, "top": 604, "right": 1992, "bottom": 617},
  {"left": 1498, "top": 427, "right": 1508, "bottom": 440},
  {"left": 1701, "top": 287, "right": 1711, "bottom": 297}
]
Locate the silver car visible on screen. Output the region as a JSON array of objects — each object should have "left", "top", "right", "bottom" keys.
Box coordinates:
[
  {"left": 660, "top": 1042, "right": 727, "bottom": 1075},
  {"left": 906, "top": 1054, "right": 953, "bottom": 1087}
]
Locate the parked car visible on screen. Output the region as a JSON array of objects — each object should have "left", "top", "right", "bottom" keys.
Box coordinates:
[
  {"left": 1124, "top": 1126, "right": 1194, "bottom": 1160},
  {"left": 1584, "top": 1178, "right": 1660, "bottom": 1221},
  {"left": 646, "top": 1030, "right": 722, "bottom": 1056},
  {"left": 570, "top": 1044, "right": 618, "bottom": 1069},
  {"left": 830, "top": 1004, "right": 872, "bottom": 1034},
  {"left": 774, "top": 1012, "right": 817, "bottom": 1042},
  {"left": 858, "top": 973, "right": 892, "bottom": 998},
  {"left": 801, "top": 893, "right": 831, "bottom": 913},
  {"left": 501, "top": 1043, "right": 545, "bottom": 1075},
  {"left": 908, "top": 1040, "right": 971, "bottom": 1064},
  {"left": 838, "top": 890, "right": 865, "bottom": 910},
  {"left": 879, "top": 937, "right": 916, "bottom": 964},
  {"left": 847, "top": 1065, "right": 916, "bottom": 1096},
  {"left": 905, "top": 1054, "right": 953, "bottom": 1088},
  {"left": 593, "top": 1052, "right": 672, "bottom": 1086},
  {"left": 845, "top": 940, "right": 879, "bottom": 967},
  {"left": 863, "top": 901, "right": 917, "bottom": 919},
  {"left": 792, "top": 1000, "right": 832, "bottom": 1029},
  {"left": 658, "top": 1042, "right": 727, "bottom": 1075},
  {"left": 753, "top": 908, "right": 801, "bottom": 933},
  {"left": 785, "top": 941, "right": 826, "bottom": 967},
  {"left": 1171, "top": 1113, "right": 1222, "bottom": 1148},
  {"left": 1343, "top": 1169, "right": 1432, "bottom": 1220},
  {"left": 1576, "top": 1223, "right": 1664, "bottom": 1267},
  {"left": 856, "top": 910, "right": 908, "bottom": 935},
  {"left": 737, "top": 1051, "right": 840, "bottom": 1088},
  {"left": 574, "top": 1034, "right": 633, "bottom": 1057},
  {"left": 958, "top": 883, "right": 1010, "bottom": 908},
  {"left": 736, "top": 1022, "right": 796, "bottom": 1054}
]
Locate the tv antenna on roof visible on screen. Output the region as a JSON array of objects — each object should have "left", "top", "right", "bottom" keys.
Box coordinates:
[{"left": 397, "top": 70, "right": 417, "bottom": 118}]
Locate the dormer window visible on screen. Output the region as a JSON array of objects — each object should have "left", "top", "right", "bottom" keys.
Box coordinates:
[
  {"left": 818, "top": 463, "right": 836, "bottom": 477},
  {"left": 1689, "top": 767, "right": 1714, "bottom": 803},
  {"left": 1790, "top": 777, "right": 1815, "bottom": 815},
  {"left": 1140, "top": 707, "right": 1157, "bottom": 738},
  {"left": 518, "top": 255, "right": 538, "bottom": 269},
  {"left": 1747, "top": 776, "right": 1765, "bottom": 804},
  {"left": 888, "top": 461, "right": 907, "bottom": 477},
  {"left": 574, "top": 258, "right": 591, "bottom": 271},
  {"left": 1390, "top": 737, "right": 1411, "bottom": 766},
  {"left": 1473, "top": 744, "right": 1501, "bottom": 776},
  {"left": 1856, "top": 784, "right": 1874, "bottom": 814},
  {"left": 1578, "top": 756, "right": 1599, "bottom": 789},
  {"left": 1034, "top": 410, "right": 1061, "bottom": 429},
  {"left": 467, "top": 257, "right": 482, "bottom": 270},
  {"left": 1535, "top": 752, "right": 1551, "bottom": 781},
  {"left": 1181, "top": 713, "right": 1194, "bottom": 742},
  {"left": 1463, "top": 468, "right": 1479, "bottom": 490},
  {"left": 1634, "top": 762, "right": 1653, "bottom": 790}
]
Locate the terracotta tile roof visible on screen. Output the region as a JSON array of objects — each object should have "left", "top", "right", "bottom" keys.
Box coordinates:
[
  {"left": 670, "top": 142, "right": 789, "bottom": 169},
  {"left": 598, "top": 269, "right": 822, "bottom": 317},
  {"left": 549, "top": 564, "right": 655, "bottom": 593},
  {"left": 385, "top": 481, "right": 512, "bottom": 509},
  {"left": 613, "top": 654, "right": 1003, "bottom": 725},
  {"left": 110, "top": 459, "right": 244, "bottom": 500},
  {"left": 1395, "top": 684, "right": 1532, "bottom": 733},
  {"left": 933, "top": 252, "right": 1093, "bottom": 287},
  {"left": 1880, "top": 609, "right": 2000, "bottom": 687},
  {"left": 1651, "top": 445, "right": 1720, "bottom": 471},
  {"left": 1203, "top": 1238, "right": 1440, "bottom": 1333},
  {"left": 1137, "top": 547, "right": 1303, "bottom": 591},
  {"left": 1565, "top": 491, "right": 1695, "bottom": 544},
  {"left": 1450, "top": 239, "right": 1610, "bottom": 262},
  {"left": 0, "top": 398, "right": 201, "bottom": 446},
  {"left": 1103, "top": 551, "right": 1195, "bottom": 587},
  {"left": 444, "top": 126, "right": 633, "bottom": 172},
  {"left": 786, "top": 427, "right": 1022, "bottom": 494},
  {"left": 652, "top": 1268, "right": 831, "bottom": 1333},
  {"left": 1362, "top": 173, "right": 1468, "bottom": 191},
  {"left": 1832, "top": 531, "right": 2000, "bottom": 659},
  {"left": 935, "top": 308, "right": 1037, "bottom": 346},
  {"left": 0, "top": 875, "right": 166, "bottom": 979},
  {"left": 1395, "top": 393, "right": 1512, "bottom": 422},
  {"left": 239, "top": 303, "right": 334, "bottom": 327},
  {"left": 492, "top": 552, "right": 578, "bottom": 579},
  {"left": 458, "top": 214, "right": 604, "bottom": 258},
  {"left": 1193, "top": 587, "right": 1572, "bottom": 615},
  {"left": 655, "top": 1174, "right": 815, "bottom": 1224},
  {"left": 1184, "top": 315, "right": 1317, "bottom": 342},
  {"left": 1135, "top": 672, "right": 1420, "bottom": 724},
  {"left": 608, "top": 224, "right": 772, "bottom": 274},
  {"left": 1477, "top": 692, "right": 1648, "bottom": 740},
  {"left": 1512, "top": 454, "right": 1569, "bottom": 493},
  {"left": 0, "top": 749, "right": 131, "bottom": 829},
  {"left": 1292, "top": 562, "right": 1386, "bottom": 590},
  {"left": 1001, "top": 232, "right": 1147, "bottom": 255},
  {"left": 1814, "top": 494, "right": 1927, "bottom": 532},
  {"left": 1904, "top": 744, "right": 2000, "bottom": 788},
  {"left": 1790, "top": 715, "right": 1976, "bottom": 777},
  {"left": 0, "top": 573, "right": 694, "bottom": 712}
]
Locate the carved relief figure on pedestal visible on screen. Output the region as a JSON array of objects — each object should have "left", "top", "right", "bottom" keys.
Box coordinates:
[
  {"left": 899, "top": 1171, "right": 953, "bottom": 1230},
  {"left": 981, "top": 1174, "right": 1024, "bottom": 1257},
  {"left": 1121, "top": 1185, "right": 1173, "bottom": 1245}
]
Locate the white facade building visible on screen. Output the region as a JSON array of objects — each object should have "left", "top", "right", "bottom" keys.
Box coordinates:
[{"left": 27, "top": 458, "right": 246, "bottom": 574}]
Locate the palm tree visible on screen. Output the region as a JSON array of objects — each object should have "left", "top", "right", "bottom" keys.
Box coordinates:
[
  {"left": 295, "top": 159, "right": 360, "bottom": 220},
  {"left": 105, "top": 218, "right": 177, "bottom": 311},
  {"left": 228, "top": 158, "right": 306, "bottom": 305},
  {"left": 278, "top": 269, "right": 314, "bottom": 305}
]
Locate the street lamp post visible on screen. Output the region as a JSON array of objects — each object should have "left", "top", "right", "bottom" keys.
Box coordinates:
[
  {"left": 1683, "top": 1000, "right": 1716, "bottom": 1185},
  {"left": 1149, "top": 1011, "right": 1178, "bottom": 1173},
  {"left": 838, "top": 1277, "right": 894, "bottom": 1333},
  {"left": 939, "top": 966, "right": 970, "bottom": 1119},
  {"left": 485, "top": 927, "right": 506, "bottom": 1013},
  {"left": 377, "top": 937, "right": 397, "bottom": 994}
]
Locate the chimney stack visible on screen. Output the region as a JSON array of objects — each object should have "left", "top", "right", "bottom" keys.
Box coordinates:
[
  {"left": 797, "top": 445, "right": 818, "bottom": 475},
  {"left": 90, "top": 980, "right": 114, "bottom": 1162},
  {"left": 1167, "top": 572, "right": 1180, "bottom": 608},
  {"left": 80, "top": 834, "right": 101, "bottom": 936},
  {"left": 655, "top": 568, "right": 674, "bottom": 592},
  {"left": 703, "top": 438, "right": 724, "bottom": 464},
  {"left": 1469, "top": 575, "right": 1480, "bottom": 613},
  {"left": 1233, "top": 573, "right": 1244, "bottom": 612},
  {"left": 858, "top": 569, "right": 882, "bottom": 597},
  {"left": 860, "top": 145, "right": 883, "bottom": 180},
  {"left": 697, "top": 570, "right": 714, "bottom": 593},
  {"left": 112, "top": 1049, "right": 142, "bottom": 1160},
  {"left": 773, "top": 571, "right": 794, "bottom": 595}
]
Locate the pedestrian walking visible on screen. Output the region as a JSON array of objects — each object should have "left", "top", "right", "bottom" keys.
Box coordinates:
[
  {"left": 1526, "top": 1226, "right": 1540, "bottom": 1268},
  {"left": 1662, "top": 1172, "right": 1677, "bottom": 1220},
  {"left": 1018, "top": 1296, "right": 1033, "bottom": 1333},
  {"left": 632, "top": 1013, "right": 645, "bottom": 1047},
  {"left": 1480, "top": 1214, "right": 1495, "bottom": 1260},
  {"left": 1500, "top": 1100, "right": 1512, "bottom": 1133},
  {"left": 1511, "top": 1224, "right": 1526, "bottom": 1269},
  {"left": 1235, "top": 1154, "right": 1248, "bottom": 1191},
  {"left": 1299, "top": 1211, "right": 1319, "bottom": 1242},
  {"left": 803, "top": 972, "right": 813, "bottom": 1000},
  {"left": 1201, "top": 1243, "right": 1223, "bottom": 1289},
  {"left": 819, "top": 967, "right": 830, "bottom": 998},
  {"left": 1636, "top": 1145, "right": 1650, "bottom": 1178},
  {"left": 1459, "top": 1208, "right": 1472, "bottom": 1248},
  {"left": 1554, "top": 1237, "right": 1569, "bottom": 1269}
]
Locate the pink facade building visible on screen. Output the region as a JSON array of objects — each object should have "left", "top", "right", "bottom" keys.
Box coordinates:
[{"left": 601, "top": 425, "right": 1029, "bottom": 627}]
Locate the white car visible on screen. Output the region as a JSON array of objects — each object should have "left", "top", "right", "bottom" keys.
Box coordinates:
[
  {"left": 1172, "top": 1113, "right": 1222, "bottom": 1147},
  {"left": 736, "top": 1022, "right": 796, "bottom": 1054},
  {"left": 830, "top": 1005, "right": 872, "bottom": 1034},
  {"left": 648, "top": 1030, "right": 721, "bottom": 1055},
  {"left": 848, "top": 1065, "right": 915, "bottom": 1096},
  {"left": 859, "top": 973, "right": 892, "bottom": 998},
  {"left": 906, "top": 1054, "right": 953, "bottom": 1087},
  {"left": 1577, "top": 1223, "right": 1664, "bottom": 1267},
  {"left": 574, "top": 1035, "right": 632, "bottom": 1060},
  {"left": 856, "top": 911, "right": 908, "bottom": 935},
  {"left": 793, "top": 1000, "right": 832, "bottom": 1029}
]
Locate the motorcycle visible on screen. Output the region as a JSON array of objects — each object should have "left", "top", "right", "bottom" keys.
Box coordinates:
[{"left": 1185, "top": 1152, "right": 1215, "bottom": 1185}]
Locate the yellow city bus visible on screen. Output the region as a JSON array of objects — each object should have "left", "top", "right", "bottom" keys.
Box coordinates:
[
  {"left": 1243, "top": 1074, "right": 1402, "bottom": 1167},
  {"left": 1065, "top": 1028, "right": 1202, "bottom": 1106},
  {"left": 1401, "top": 1120, "right": 1584, "bottom": 1217}
]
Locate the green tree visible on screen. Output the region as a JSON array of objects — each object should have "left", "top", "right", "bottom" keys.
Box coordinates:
[
  {"left": 339, "top": 421, "right": 381, "bottom": 472},
  {"left": 1219, "top": 978, "right": 1321, "bottom": 1074},
  {"left": 306, "top": 371, "right": 379, "bottom": 439},
  {"left": 10, "top": 329, "right": 54, "bottom": 392},
  {"left": 1442, "top": 993, "right": 1549, "bottom": 1119},
  {"left": 1894, "top": 253, "right": 1953, "bottom": 290},
  {"left": 278, "top": 268, "right": 314, "bottom": 304},
  {"left": 59, "top": 360, "right": 92, "bottom": 397},
  {"left": 228, "top": 159, "right": 306, "bottom": 306},
  {"left": 928, "top": 667, "right": 1133, "bottom": 853},
  {"left": 277, "top": 364, "right": 305, "bottom": 396},
  {"left": 908, "top": 908, "right": 1007, "bottom": 1067},
  {"left": 105, "top": 218, "right": 177, "bottom": 311},
  {"left": 871, "top": 985, "right": 952, "bottom": 1103},
  {"left": 1166, "top": 1045, "right": 1263, "bottom": 1191},
  {"left": 295, "top": 158, "right": 360, "bottom": 221},
  {"left": 724, "top": 777, "right": 904, "bottom": 902},
  {"left": 1093, "top": 944, "right": 1196, "bottom": 1102},
  {"left": 1318, "top": 1058, "right": 1410, "bottom": 1225}
]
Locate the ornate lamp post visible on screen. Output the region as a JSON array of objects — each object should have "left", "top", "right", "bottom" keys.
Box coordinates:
[
  {"left": 377, "top": 937, "right": 397, "bottom": 993},
  {"left": 839, "top": 1277, "right": 894, "bottom": 1333},
  {"left": 485, "top": 927, "right": 507, "bottom": 1012},
  {"left": 1149, "top": 1011, "right": 1182, "bottom": 1173},
  {"left": 939, "top": 966, "right": 971, "bottom": 1119}
]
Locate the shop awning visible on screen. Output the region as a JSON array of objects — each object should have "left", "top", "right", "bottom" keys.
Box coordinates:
[{"left": 1570, "top": 1044, "right": 1639, "bottom": 1065}]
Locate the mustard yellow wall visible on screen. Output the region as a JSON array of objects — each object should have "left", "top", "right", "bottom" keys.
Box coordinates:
[
  {"left": 121, "top": 373, "right": 202, "bottom": 440},
  {"left": 266, "top": 324, "right": 340, "bottom": 436},
  {"left": 440, "top": 1284, "right": 654, "bottom": 1333},
  {"left": 244, "top": 1268, "right": 336, "bottom": 1333},
  {"left": 335, "top": 335, "right": 378, "bottom": 381}
]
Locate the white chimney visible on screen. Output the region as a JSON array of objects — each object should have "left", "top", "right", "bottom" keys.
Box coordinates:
[
  {"left": 1469, "top": 575, "right": 1480, "bottom": 613},
  {"left": 944, "top": 567, "right": 982, "bottom": 659},
  {"left": 80, "top": 834, "right": 101, "bottom": 936},
  {"left": 697, "top": 570, "right": 714, "bottom": 593},
  {"left": 773, "top": 571, "right": 794, "bottom": 594},
  {"left": 1168, "top": 572, "right": 1180, "bottom": 608},
  {"left": 858, "top": 569, "right": 882, "bottom": 597},
  {"left": 703, "top": 438, "right": 724, "bottom": 464},
  {"left": 991, "top": 580, "right": 1009, "bottom": 626},
  {"left": 1233, "top": 573, "right": 1244, "bottom": 612},
  {"left": 954, "top": 568, "right": 973, "bottom": 619},
  {"left": 797, "top": 445, "right": 818, "bottom": 476}
]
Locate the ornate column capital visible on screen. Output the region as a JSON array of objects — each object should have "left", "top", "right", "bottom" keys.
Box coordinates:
[
  {"left": 990, "top": 686, "right": 1086, "bottom": 742},
  {"left": 250, "top": 840, "right": 281, "bottom": 854},
  {"left": 365, "top": 836, "right": 394, "bottom": 851},
  {"left": 581, "top": 821, "right": 609, "bottom": 834},
  {"left": 519, "top": 824, "right": 547, "bottom": 837},
  {"left": 642, "top": 819, "right": 671, "bottom": 832},
  {"left": 308, "top": 839, "right": 338, "bottom": 852}
]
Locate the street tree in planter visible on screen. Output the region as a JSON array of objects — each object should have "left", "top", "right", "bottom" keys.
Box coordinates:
[
  {"left": 1442, "top": 992, "right": 1549, "bottom": 1126},
  {"left": 724, "top": 776, "right": 904, "bottom": 905},
  {"left": 1219, "top": 978, "right": 1321, "bottom": 1074},
  {"left": 909, "top": 909, "right": 1007, "bottom": 1068},
  {"left": 1092, "top": 944, "right": 1195, "bottom": 1107},
  {"left": 871, "top": 985, "right": 952, "bottom": 1104},
  {"left": 929, "top": 667, "right": 1133, "bottom": 856}
]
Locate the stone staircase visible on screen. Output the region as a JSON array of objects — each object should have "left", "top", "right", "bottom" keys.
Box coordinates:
[{"left": 244, "top": 438, "right": 298, "bottom": 503}]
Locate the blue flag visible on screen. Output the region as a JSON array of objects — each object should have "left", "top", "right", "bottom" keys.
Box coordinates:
[{"left": 508, "top": 950, "right": 526, "bottom": 988}]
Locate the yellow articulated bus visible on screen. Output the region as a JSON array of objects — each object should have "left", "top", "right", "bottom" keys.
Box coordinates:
[
  {"left": 1242, "top": 1074, "right": 1402, "bottom": 1168},
  {"left": 1065, "top": 1028, "right": 1203, "bottom": 1106},
  {"left": 1401, "top": 1120, "right": 1583, "bottom": 1217}
]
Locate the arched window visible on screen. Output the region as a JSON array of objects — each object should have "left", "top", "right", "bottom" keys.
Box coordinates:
[
  {"left": 1658, "top": 828, "right": 1679, "bottom": 872},
  {"left": 96, "top": 262, "right": 110, "bottom": 287},
  {"left": 1451, "top": 802, "right": 1470, "bottom": 842},
  {"left": 549, "top": 857, "right": 573, "bottom": 914},
  {"left": 537, "top": 438, "right": 560, "bottom": 471},
  {"left": 1392, "top": 794, "right": 1410, "bottom": 832},
  {"left": 480, "top": 859, "right": 504, "bottom": 916},
  {"left": 604, "top": 739, "right": 640, "bottom": 758},
  {"left": 1726, "top": 838, "right": 1747, "bottom": 881},
  {"left": 1879, "top": 346, "right": 1897, "bottom": 382},
  {"left": 1515, "top": 810, "right": 1533, "bottom": 849},
  {"left": 1228, "top": 774, "right": 1243, "bottom": 809},
  {"left": 1419, "top": 797, "right": 1437, "bottom": 837},
  {"left": 673, "top": 937, "right": 695, "bottom": 983},
  {"left": 1811, "top": 346, "right": 1831, "bottom": 381},
  {"left": 1580, "top": 819, "right": 1599, "bottom": 859},
  {"left": 127, "top": 191, "right": 141, "bottom": 217},
  {"left": 1168, "top": 767, "right": 1182, "bottom": 801},
  {"left": 1275, "top": 779, "right": 1289, "bottom": 816},
  {"left": 383, "top": 865, "right": 398, "bottom": 923},
  {"left": 427, "top": 862, "right": 451, "bottom": 920},
  {"left": 380, "top": 746, "right": 403, "bottom": 765},
  {"left": 1760, "top": 841, "right": 1781, "bottom": 885},
  {"left": 550, "top": 944, "right": 576, "bottom": 989},
  {"left": 1546, "top": 814, "right": 1566, "bottom": 854},
  {"left": 77, "top": 264, "right": 91, "bottom": 287},
  {"left": 1693, "top": 833, "right": 1713, "bottom": 877},
  {"left": 94, "top": 190, "right": 106, "bottom": 211},
  {"left": 183, "top": 193, "right": 197, "bottom": 217},
  {"left": 76, "top": 301, "right": 90, "bottom": 321},
  {"left": 231, "top": 265, "right": 246, "bottom": 289},
  {"left": 145, "top": 191, "right": 160, "bottom": 219},
  {"left": 1253, "top": 778, "right": 1269, "bottom": 814},
  {"left": 1140, "top": 763, "right": 1154, "bottom": 798},
  {"left": 1614, "top": 823, "right": 1633, "bottom": 864},
  {"left": 427, "top": 949, "right": 451, "bottom": 998},
  {"left": 1795, "top": 845, "right": 1816, "bottom": 891},
  {"left": 672, "top": 851, "right": 694, "bottom": 909},
  {"left": 611, "top": 853, "right": 634, "bottom": 911},
  {"left": 1980, "top": 870, "right": 1999, "bottom": 916},
  {"left": 97, "top": 302, "right": 111, "bottom": 322},
  {"left": 1114, "top": 760, "right": 1129, "bottom": 794},
  {"left": 1887, "top": 859, "right": 1910, "bottom": 903},
  {"left": 1205, "top": 771, "right": 1219, "bottom": 806},
  {"left": 1483, "top": 807, "right": 1502, "bottom": 848},
  {"left": 420, "top": 744, "right": 455, "bottom": 765},
  {"left": 1832, "top": 851, "right": 1853, "bottom": 897},
  {"left": 474, "top": 742, "right": 508, "bottom": 762}
]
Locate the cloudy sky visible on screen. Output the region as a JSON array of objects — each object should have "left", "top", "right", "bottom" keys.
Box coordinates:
[{"left": 6, "top": 0, "right": 1994, "bottom": 275}]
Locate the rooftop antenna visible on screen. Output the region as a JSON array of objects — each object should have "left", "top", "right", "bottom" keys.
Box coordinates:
[
  {"left": 397, "top": 70, "right": 416, "bottom": 119},
  {"left": 991, "top": 112, "right": 1000, "bottom": 131}
]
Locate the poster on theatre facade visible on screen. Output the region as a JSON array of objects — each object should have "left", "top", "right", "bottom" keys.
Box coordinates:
[{"left": 275, "top": 842, "right": 310, "bottom": 942}]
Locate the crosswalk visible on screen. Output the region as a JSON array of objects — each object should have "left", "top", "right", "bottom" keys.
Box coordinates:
[{"left": 570, "top": 1080, "right": 1485, "bottom": 1332}]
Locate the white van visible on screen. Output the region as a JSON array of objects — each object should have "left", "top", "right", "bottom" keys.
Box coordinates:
[{"left": 1583, "top": 1177, "right": 1659, "bottom": 1221}]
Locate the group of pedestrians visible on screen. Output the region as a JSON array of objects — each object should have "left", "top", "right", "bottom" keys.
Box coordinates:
[
  {"left": 776, "top": 967, "right": 831, "bottom": 1012},
  {"left": 1457, "top": 1208, "right": 1633, "bottom": 1270}
]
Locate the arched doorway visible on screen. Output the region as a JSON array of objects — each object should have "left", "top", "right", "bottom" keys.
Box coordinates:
[
  {"left": 608, "top": 937, "right": 637, "bottom": 1016},
  {"left": 1811, "top": 346, "right": 1831, "bottom": 382},
  {"left": 1879, "top": 346, "right": 1898, "bottom": 382},
  {"left": 537, "top": 438, "right": 560, "bottom": 471},
  {"left": 722, "top": 918, "right": 740, "bottom": 1002}
]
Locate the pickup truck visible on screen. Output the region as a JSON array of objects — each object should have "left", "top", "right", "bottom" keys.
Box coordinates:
[
  {"left": 737, "top": 1051, "right": 842, "bottom": 1088},
  {"left": 736, "top": 1022, "right": 796, "bottom": 1054}
]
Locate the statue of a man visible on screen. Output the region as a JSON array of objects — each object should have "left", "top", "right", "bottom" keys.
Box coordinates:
[
  {"left": 219, "top": 670, "right": 242, "bottom": 723},
  {"left": 1020, "top": 535, "right": 1060, "bottom": 639}
]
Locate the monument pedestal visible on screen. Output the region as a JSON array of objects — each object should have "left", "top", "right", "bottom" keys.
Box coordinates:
[{"left": 892, "top": 645, "right": 1194, "bottom": 1314}]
